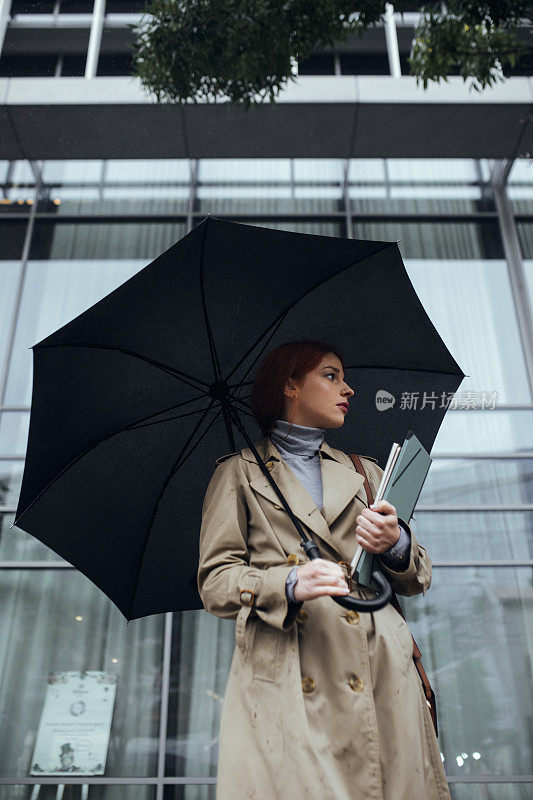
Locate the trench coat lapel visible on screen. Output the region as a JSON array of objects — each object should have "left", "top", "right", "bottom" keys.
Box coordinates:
[{"left": 243, "top": 436, "right": 366, "bottom": 559}]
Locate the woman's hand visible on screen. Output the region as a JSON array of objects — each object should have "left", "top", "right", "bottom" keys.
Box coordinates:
[
  {"left": 293, "top": 558, "right": 350, "bottom": 602},
  {"left": 355, "top": 499, "right": 401, "bottom": 554}
]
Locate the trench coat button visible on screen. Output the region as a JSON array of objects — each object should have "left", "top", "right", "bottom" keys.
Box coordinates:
[
  {"left": 301, "top": 676, "right": 315, "bottom": 693},
  {"left": 348, "top": 675, "right": 364, "bottom": 692},
  {"left": 287, "top": 554, "right": 299, "bottom": 566},
  {"left": 239, "top": 589, "right": 254, "bottom": 606},
  {"left": 345, "top": 610, "right": 360, "bottom": 625},
  {"left": 296, "top": 609, "right": 308, "bottom": 624},
  {"left": 274, "top": 504, "right": 282, "bottom": 510}
]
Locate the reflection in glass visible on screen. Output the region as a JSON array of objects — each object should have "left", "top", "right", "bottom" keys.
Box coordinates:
[
  {"left": 412, "top": 510, "right": 533, "bottom": 562},
  {"left": 402, "top": 259, "right": 530, "bottom": 404},
  {"left": 197, "top": 192, "right": 343, "bottom": 215},
  {"left": 196, "top": 158, "right": 344, "bottom": 215},
  {"left": 0, "top": 222, "right": 27, "bottom": 258},
  {"left": 0, "top": 785, "right": 156, "bottom": 800},
  {"left": 352, "top": 221, "right": 504, "bottom": 260},
  {"left": 163, "top": 788, "right": 216, "bottom": 800},
  {"left": 523, "top": 261, "right": 533, "bottom": 319},
  {"left": 348, "top": 158, "right": 495, "bottom": 214},
  {"left": 29, "top": 222, "right": 188, "bottom": 261},
  {"left": 0, "top": 412, "right": 29, "bottom": 457},
  {"left": 0, "top": 570, "right": 164, "bottom": 778},
  {"left": 222, "top": 219, "right": 344, "bottom": 237},
  {"left": 421, "top": 459, "right": 533, "bottom": 506},
  {"left": 449, "top": 785, "right": 533, "bottom": 800},
  {"left": 508, "top": 157, "right": 533, "bottom": 216},
  {"left": 0, "top": 461, "right": 24, "bottom": 507},
  {"left": 166, "top": 612, "right": 234, "bottom": 778},
  {"left": 3, "top": 260, "right": 151, "bottom": 406},
  {"left": 198, "top": 159, "right": 292, "bottom": 183},
  {"left": 403, "top": 567, "right": 533, "bottom": 778},
  {"left": 39, "top": 160, "right": 190, "bottom": 216},
  {"left": 0, "top": 262, "right": 21, "bottom": 384},
  {"left": 0, "top": 513, "right": 64, "bottom": 562},
  {"left": 433, "top": 411, "right": 533, "bottom": 454}
]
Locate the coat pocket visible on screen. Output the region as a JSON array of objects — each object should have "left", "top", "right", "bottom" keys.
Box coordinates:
[{"left": 248, "top": 617, "right": 282, "bottom": 684}]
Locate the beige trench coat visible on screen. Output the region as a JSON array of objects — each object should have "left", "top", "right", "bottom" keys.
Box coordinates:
[{"left": 197, "top": 435, "right": 451, "bottom": 800}]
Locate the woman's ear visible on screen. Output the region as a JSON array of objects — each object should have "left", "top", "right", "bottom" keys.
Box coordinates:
[{"left": 283, "top": 378, "right": 298, "bottom": 399}]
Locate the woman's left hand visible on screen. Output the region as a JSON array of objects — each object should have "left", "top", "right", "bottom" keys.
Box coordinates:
[{"left": 355, "top": 499, "right": 401, "bottom": 554}]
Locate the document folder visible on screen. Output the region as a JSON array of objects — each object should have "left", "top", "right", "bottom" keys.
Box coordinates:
[{"left": 350, "top": 430, "right": 432, "bottom": 590}]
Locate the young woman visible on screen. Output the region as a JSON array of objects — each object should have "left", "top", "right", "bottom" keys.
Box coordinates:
[{"left": 197, "top": 340, "right": 451, "bottom": 800}]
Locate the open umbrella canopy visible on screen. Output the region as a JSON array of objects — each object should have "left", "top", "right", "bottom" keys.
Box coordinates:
[{"left": 13, "top": 215, "right": 465, "bottom": 620}]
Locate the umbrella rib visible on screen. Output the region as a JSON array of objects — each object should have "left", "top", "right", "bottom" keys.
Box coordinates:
[
  {"left": 199, "top": 218, "right": 223, "bottom": 383},
  {"left": 223, "top": 241, "right": 396, "bottom": 386},
  {"left": 12, "top": 395, "right": 215, "bottom": 529},
  {"left": 35, "top": 343, "right": 210, "bottom": 392},
  {"left": 127, "top": 399, "right": 224, "bottom": 618},
  {"left": 223, "top": 310, "right": 289, "bottom": 391},
  {"left": 126, "top": 404, "right": 225, "bottom": 430}
]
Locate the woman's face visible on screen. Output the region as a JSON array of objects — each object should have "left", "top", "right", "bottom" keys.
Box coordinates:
[{"left": 282, "top": 352, "right": 354, "bottom": 429}]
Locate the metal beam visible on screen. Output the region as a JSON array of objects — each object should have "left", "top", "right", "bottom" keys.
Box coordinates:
[{"left": 1, "top": 75, "right": 533, "bottom": 160}]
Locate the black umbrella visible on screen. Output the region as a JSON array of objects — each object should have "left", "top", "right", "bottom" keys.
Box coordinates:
[{"left": 12, "top": 215, "right": 465, "bottom": 621}]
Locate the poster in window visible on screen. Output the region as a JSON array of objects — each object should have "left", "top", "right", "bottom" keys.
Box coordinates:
[{"left": 30, "top": 670, "right": 117, "bottom": 775}]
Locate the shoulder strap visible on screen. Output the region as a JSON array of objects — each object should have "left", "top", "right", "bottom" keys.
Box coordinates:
[
  {"left": 349, "top": 452, "right": 439, "bottom": 737},
  {"left": 349, "top": 453, "right": 374, "bottom": 508}
]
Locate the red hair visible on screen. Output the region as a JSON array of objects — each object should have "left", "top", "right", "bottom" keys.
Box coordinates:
[{"left": 250, "top": 340, "right": 345, "bottom": 437}]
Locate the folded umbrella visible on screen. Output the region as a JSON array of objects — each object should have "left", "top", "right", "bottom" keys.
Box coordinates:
[{"left": 13, "top": 215, "right": 465, "bottom": 620}]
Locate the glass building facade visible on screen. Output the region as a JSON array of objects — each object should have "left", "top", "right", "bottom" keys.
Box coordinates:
[{"left": 0, "top": 155, "right": 532, "bottom": 799}]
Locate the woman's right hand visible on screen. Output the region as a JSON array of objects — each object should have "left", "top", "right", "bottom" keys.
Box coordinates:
[{"left": 293, "top": 558, "right": 351, "bottom": 602}]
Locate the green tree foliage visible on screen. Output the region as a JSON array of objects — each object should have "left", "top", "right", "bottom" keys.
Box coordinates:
[{"left": 129, "top": 1, "right": 532, "bottom": 106}]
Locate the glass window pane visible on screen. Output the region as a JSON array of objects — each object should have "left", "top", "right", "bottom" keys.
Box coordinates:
[
  {"left": 3, "top": 260, "right": 155, "bottom": 406},
  {"left": 0, "top": 261, "right": 21, "bottom": 384},
  {"left": 164, "top": 789, "right": 217, "bottom": 800},
  {"left": 0, "top": 461, "right": 24, "bottom": 507},
  {"left": 29, "top": 222, "right": 188, "bottom": 260},
  {"left": 0, "top": 570, "right": 164, "bottom": 778},
  {"left": 412, "top": 510, "right": 533, "bottom": 562},
  {"left": 0, "top": 222, "right": 27, "bottom": 257},
  {"left": 420, "top": 459, "right": 533, "bottom": 506},
  {"left": 516, "top": 223, "right": 533, "bottom": 259},
  {"left": 433, "top": 410, "right": 533, "bottom": 453},
  {"left": 352, "top": 221, "right": 504, "bottom": 259},
  {"left": 196, "top": 194, "right": 343, "bottom": 214},
  {"left": 196, "top": 159, "right": 344, "bottom": 214},
  {"left": 0, "top": 788, "right": 157, "bottom": 800},
  {"left": 202, "top": 219, "right": 344, "bottom": 237},
  {"left": 348, "top": 158, "right": 495, "bottom": 213},
  {"left": 508, "top": 157, "right": 533, "bottom": 215},
  {"left": 0, "top": 412, "right": 29, "bottom": 456},
  {"left": 40, "top": 160, "right": 190, "bottom": 215},
  {"left": 166, "top": 612, "right": 234, "bottom": 778},
  {"left": 198, "top": 159, "right": 291, "bottom": 183},
  {"left": 402, "top": 566, "right": 532, "bottom": 778},
  {"left": 402, "top": 259, "right": 530, "bottom": 404},
  {"left": 449, "top": 785, "right": 533, "bottom": 800},
  {"left": 1, "top": 513, "right": 65, "bottom": 562}
]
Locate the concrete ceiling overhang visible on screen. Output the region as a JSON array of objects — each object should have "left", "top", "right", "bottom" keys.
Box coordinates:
[{"left": 0, "top": 74, "right": 532, "bottom": 161}]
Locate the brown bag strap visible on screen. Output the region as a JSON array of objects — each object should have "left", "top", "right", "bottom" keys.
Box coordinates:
[{"left": 349, "top": 453, "right": 438, "bottom": 737}]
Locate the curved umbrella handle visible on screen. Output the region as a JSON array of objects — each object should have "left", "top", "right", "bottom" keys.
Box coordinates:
[
  {"left": 331, "top": 569, "right": 392, "bottom": 612},
  {"left": 301, "top": 539, "right": 392, "bottom": 612}
]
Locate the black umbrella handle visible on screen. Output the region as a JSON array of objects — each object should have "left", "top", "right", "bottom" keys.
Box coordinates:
[{"left": 302, "top": 539, "right": 393, "bottom": 611}]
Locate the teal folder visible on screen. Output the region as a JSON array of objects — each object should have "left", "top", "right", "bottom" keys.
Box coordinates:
[{"left": 354, "top": 430, "right": 432, "bottom": 591}]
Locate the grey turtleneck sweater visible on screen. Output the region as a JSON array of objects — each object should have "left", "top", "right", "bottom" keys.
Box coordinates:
[{"left": 269, "top": 418, "right": 410, "bottom": 603}]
